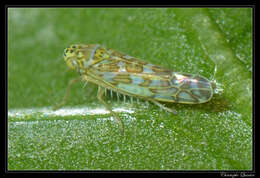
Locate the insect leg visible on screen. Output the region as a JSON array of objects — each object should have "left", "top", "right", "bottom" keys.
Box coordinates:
[
  {"left": 53, "top": 77, "right": 81, "bottom": 111},
  {"left": 110, "top": 89, "right": 113, "bottom": 98},
  {"left": 97, "top": 86, "right": 124, "bottom": 135},
  {"left": 82, "top": 81, "right": 88, "bottom": 88},
  {"left": 104, "top": 88, "right": 107, "bottom": 96},
  {"left": 130, "top": 96, "right": 133, "bottom": 104},
  {"left": 149, "top": 99, "right": 177, "bottom": 115},
  {"left": 116, "top": 92, "right": 120, "bottom": 101}
]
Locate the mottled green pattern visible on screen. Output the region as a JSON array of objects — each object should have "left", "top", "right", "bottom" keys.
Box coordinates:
[{"left": 117, "top": 83, "right": 153, "bottom": 97}]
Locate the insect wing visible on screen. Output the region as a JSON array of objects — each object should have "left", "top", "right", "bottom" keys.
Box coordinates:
[{"left": 90, "top": 51, "right": 212, "bottom": 104}]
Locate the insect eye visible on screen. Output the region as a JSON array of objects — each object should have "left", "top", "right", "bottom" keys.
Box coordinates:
[{"left": 64, "top": 48, "right": 76, "bottom": 59}]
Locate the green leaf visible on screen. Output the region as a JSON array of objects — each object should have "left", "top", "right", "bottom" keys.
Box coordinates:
[{"left": 8, "top": 8, "right": 252, "bottom": 170}]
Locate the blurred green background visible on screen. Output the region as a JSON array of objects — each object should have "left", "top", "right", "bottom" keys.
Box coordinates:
[{"left": 8, "top": 8, "right": 252, "bottom": 170}]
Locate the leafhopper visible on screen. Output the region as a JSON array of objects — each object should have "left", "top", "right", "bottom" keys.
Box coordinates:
[{"left": 54, "top": 44, "right": 214, "bottom": 134}]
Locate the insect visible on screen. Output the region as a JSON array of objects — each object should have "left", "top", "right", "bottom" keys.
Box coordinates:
[{"left": 54, "top": 44, "right": 214, "bottom": 134}]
